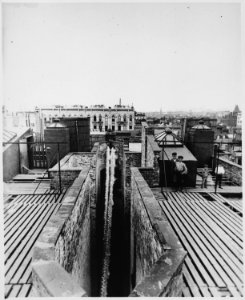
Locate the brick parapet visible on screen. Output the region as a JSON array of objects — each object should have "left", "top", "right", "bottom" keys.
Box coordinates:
[
  {"left": 130, "top": 167, "right": 186, "bottom": 297},
  {"left": 49, "top": 152, "right": 95, "bottom": 189},
  {"left": 218, "top": 157, "right": 242, "bottom": 186},
  {"left": 145, "top": 135, "right": 161, "bottom": 186},
  {"left": 32, "top": 165, "right": 93, "bottom": 297}
]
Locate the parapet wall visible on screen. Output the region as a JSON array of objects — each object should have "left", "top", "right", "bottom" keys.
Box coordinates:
[
  {"left": 130, "top": 168, "right": 186, "bottom": 297},
  {"left": 138, "top": 167, "right": 155, "bottom": 187},
  {"left": 218, "top": 157, "right": 242, "bottom": 186},
  {"left": 146, "top": 135, "right": 161, "bottom": 186},
  {"left": 49, "top": 152, "right": 95, "bottom": 189},
  {"left": 32, "top": 164, "right": 95, "bottom": 297}
]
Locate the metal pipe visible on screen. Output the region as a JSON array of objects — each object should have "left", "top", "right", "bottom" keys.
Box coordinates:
[
  {"left": 57, "top": 143, "right": 62, "bottom": 194},
  {"left": 214, "top": 144, "right": 220, "bottom": 194}
]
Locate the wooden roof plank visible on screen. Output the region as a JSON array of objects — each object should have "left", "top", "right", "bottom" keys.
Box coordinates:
[
  {"left": 171, "top": 193, "right": 243, "bottom": 284},
  {"left": 183, "top": 195, "right": 243, "bottom": 271},
  {"left": 17, "top": 284, "right": 32, "bottom": 297},
  {"left": 4, "top": 195, "right": 30, "bottom": 225},
  {"left": 159, "top": 196, "right": 218, "bottom": 287},
  {"left": 193, "top": 193, "right": 243, "bottom": 237},
  {"left": 186, "top": 193, "right": 243, "bottom": 248},
  {"left": 10, "top": 252, "right": 32, "bottom": 284},
  {"left": 4, "top": 199, "right": 42, "bottom": 243},
  {"left": 167, "top": 193, "right": 241, "bottom": 289},
  {"left": 5, "top": 203, "right": 59, "bottom": 283},
  {"left": 5, "top": 203, "right": 49, "bottom": 259},
  {"left": 5, "top": 284, "right": 12, "bottom": 298},
  {"left": 209, "top": 193, "right": 243, "bottom": 224},
  {"left": 183, "top": 264, "right": 203, "bottom": 297},
  {"left": 188, "top": 193, "right": 243, "bottom": 242},
  {"left": 7, "top": 284, "right": 21, "bottom": 298},
  {"left": 185, "top": 256, "right": 207, "bottom": 288}
]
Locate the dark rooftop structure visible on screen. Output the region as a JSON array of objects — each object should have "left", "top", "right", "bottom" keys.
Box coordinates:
[{"left": 154, "top": 129, "right": 197, "bottom": 187}]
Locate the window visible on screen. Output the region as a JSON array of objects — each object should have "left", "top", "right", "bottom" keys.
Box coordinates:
[
  {"left": 94, "top": 125, "right": 97, "bottom": 130},
  {"left": 129, "top": 126, "right": 132, "bottom": 130},
  {"left": 105, "top": 125, "right": 108, "bottom": 131},
  {"left": 118, "top": 115, "right": 121, "bottom": 121},
  {"left": 118, "top": 125, "right": 121, "bottom": 131},
  {"left": 99, "top": 114, "right": 102, "bottom": 122},
  {"left": 94, "top": 115, "right": 97, "bottom": 122},
  {"left": 112, "top": 115, "right": 115, "bottom": 122},
  {"left": 123, "top": 114, "right": 127, "bottom": 122},
  {"left": 112, "top": 125, "right": 115, "bottom": 131},
  {"left": 105, "top": 115, "right": 108, "bottom": 125},
  {"left": 129, "top": 115, "right": 133, "bottom": 121}
]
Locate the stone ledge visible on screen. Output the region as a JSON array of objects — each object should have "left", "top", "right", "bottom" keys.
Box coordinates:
[
  {"left": 131, "top": 167, "right": 187, "bottom": 296},
  {"left": 219, "top": 157, "right": 242, "bottom": 169},
  {"left": 32, "top": 261, "right": 87, "bottom": 297},
  {"left": 32, "top": 166, "right": 91, "bottom": 297},
  {"left": 147, "top": 135, "right": 161, "bottom": 152},
  {"left": 132, "top": 167, "right": 170, "bottom": 248},
  {"left": 130, "top": 249, "right": 186, "bottom": 297}
]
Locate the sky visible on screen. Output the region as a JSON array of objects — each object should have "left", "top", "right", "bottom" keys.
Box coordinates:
[{"left": 2, "top": 2, "right": 243, "bottom": 112}]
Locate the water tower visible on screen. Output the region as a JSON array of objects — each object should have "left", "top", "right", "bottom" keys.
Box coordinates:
[
  {"left": 44, "top": 119, "right": 70, "bottom": 168},
  {"left": 187, "top": 120, "right": 214, "bottom": 167}
]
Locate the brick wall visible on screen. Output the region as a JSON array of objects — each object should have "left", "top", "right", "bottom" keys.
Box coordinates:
[
  {"left": 218, "top": 157, "right": 242, "bottom": 186},
  {"left": 130, "top": 168, "right": 186, "bottom": 297},
  {"left": 146, "top": 135, "right": 161, "bottom": 186},
  {"left": 138, "top": 167, "right": 155, "bottom": 187},
  {"left": 125, "top": 151, "right": 142, "bottom": 241},
  {"left": 49, "top": 152, "right": 95, "bottom": 189},
  {"left": 32, "top": 164, "right": 95, "bottom": 296},
  {"left": 55, "top": 169, "right": 92, "bottom": 294},
  {"left": 141, "top": 122, "right": 148, "bottom": 167}
]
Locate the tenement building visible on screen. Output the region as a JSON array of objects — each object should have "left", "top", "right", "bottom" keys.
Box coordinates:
[{"left": 35, "top": 100, "right": 135, "bottom": 136}]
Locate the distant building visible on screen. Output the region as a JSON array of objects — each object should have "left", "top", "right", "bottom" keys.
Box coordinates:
[
  {"left": 34, "top": 100, "right": 135, "bottom": 139},
  {"left": 220, "top": 105, "right": 241, "bottom": 127},
  {"left": 237, "top": 112, "right": 242, "bottom": 128},
  {"left": 135, "top": 112, "right": 146, "bottom": 124}
]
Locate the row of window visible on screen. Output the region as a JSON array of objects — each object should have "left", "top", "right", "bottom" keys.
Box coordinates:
[
  {"left": 93, "top": 114, "right": 133, "bottom": 122},
  {"left": 93, "top": 125, "right": 133, "bottom": 131},
  {"left": 44, "top": 114, "right": 133, "bottom": 122}
]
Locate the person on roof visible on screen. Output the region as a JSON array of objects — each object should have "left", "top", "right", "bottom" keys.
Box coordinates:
[
  {"left": 215, "top": 165, "right": 225, "bottom": 189},
  {"left": 170, "top": 152, "right": 178, "bottom": 188},
  {"left": 201, "top": 164, "right": 209, "bottom": 189},
  {"left": 175, "top": 156, "right": 188, "bottom": 192}
]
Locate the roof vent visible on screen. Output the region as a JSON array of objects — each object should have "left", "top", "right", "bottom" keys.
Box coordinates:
[{"left": 165, "top": 127, "right": 172, "bottom": 134}]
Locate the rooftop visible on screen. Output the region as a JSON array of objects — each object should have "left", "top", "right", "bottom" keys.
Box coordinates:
[
  {"left": 4, "top": 178, "right": 67, "bottom": 298},
  {"left": 152, "top": 188, "right": 243, "bottom": 297},
  {"left": 3, "top": 129, "right": 17, "bottom": 144}
]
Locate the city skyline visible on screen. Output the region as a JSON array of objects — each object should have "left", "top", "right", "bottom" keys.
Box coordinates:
[{"left": 2, "top": 2, "right": 243, "bottom": 113}]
